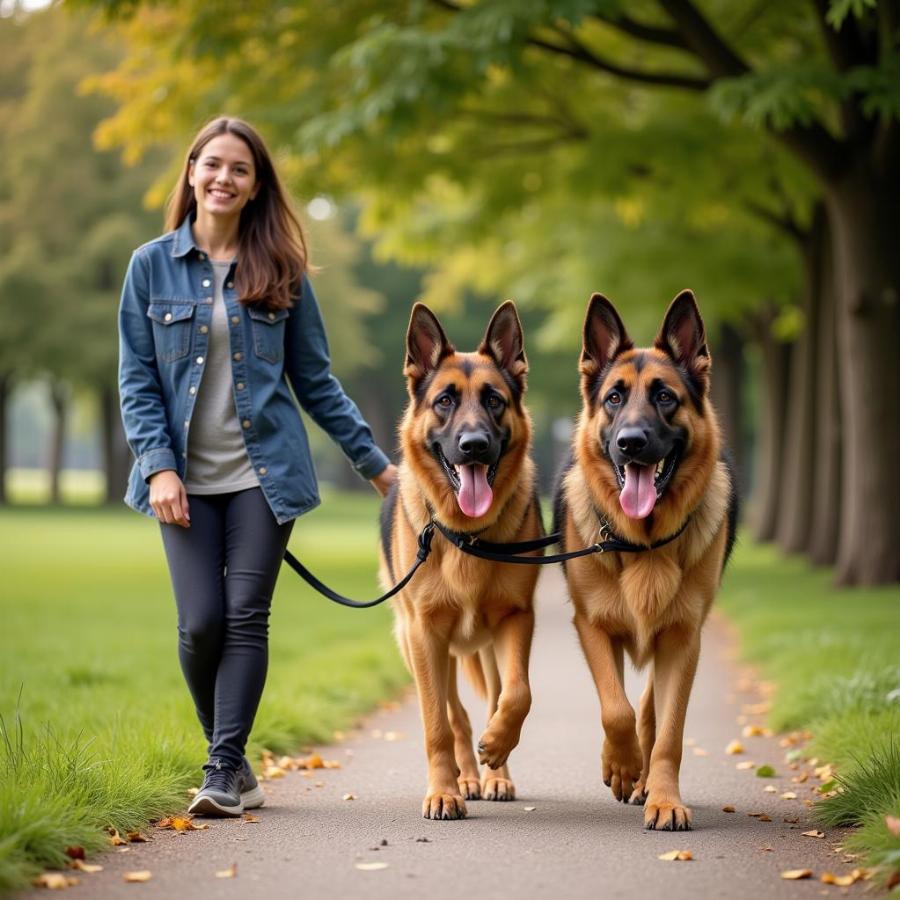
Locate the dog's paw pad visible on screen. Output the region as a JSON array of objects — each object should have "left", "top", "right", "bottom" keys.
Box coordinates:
[
  {"left": 422, "top": 792, "right": 467, "bottom": 820},
  {"left": 482, "top": 777, "right": 515, "bottom": 801}
]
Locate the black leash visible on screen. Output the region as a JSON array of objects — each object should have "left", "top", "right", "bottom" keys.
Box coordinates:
[
  {"left": 282, "top": 522, "right": 435, "bottom": 609},
  {"left": 282, "top": 512, "right": 690, "bottom": 607}
]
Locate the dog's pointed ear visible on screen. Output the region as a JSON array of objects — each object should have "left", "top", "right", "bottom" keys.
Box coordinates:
[
  {"left": 655, "top": 289, "right": 711, "bottom": 394},
  {"left": 405, "top": 302, "right": 454, "bottom": 389},
  {"left": 581, "top": 293, "right": 632, "bottom": 375},
  {"left": 479, "top": 300, "right": 527, "bottom": 387}
]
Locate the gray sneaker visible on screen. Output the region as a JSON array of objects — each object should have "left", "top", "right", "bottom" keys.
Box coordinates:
[
  {"left": 238, "top": 756, "right": 265, "bottom": 810},
  {"left": 188, "top": 760, "right": 243, "bottom": 818}
]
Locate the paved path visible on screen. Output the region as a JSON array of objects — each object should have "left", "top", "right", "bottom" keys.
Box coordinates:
[{"left": 28, "top": 569, "right": 862, "bottom": 899}]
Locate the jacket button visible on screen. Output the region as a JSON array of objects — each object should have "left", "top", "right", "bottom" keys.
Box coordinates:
[
  {"left": 236, "top": 382, "right": 245, "bottom": 390},
  {"left": 197, "top": 252, "right": 206, "bottom": 260},
  {"left": 226, "top": 281, "right": 234, "bottom": 289},
  {"left": 163, "top": 312, "right": 173, "bottom": 322},
  {"left": 233, "top": 352, "right": 242, "bottom": 361},
  {"left": 195, "top": 356, "right": 204, "bottom": 365},
  {"left": 231, "top": 315, "right": 239, "bottom": 325},
  {"left": 267, "top": 311, "right": 276, "bottom": 321},
  {"left": 259, "top": 466, "right": 267, "bottom": 476},
  {"left": 199, "top": 325, "right": 209, "bottom": 334},
  {"left": 202, "top": 278, "right": 211, "bottom": 288},
  {"left": 189, "top": 386, "right": 196, "bottom": 395},
  {"left": 242, "top": 419, "right": 251, "bottom": 429}
]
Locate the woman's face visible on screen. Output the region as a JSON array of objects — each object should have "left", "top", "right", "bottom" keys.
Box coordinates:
[{"left": 188, "top": 133, "right": 259, "bottom": 222}]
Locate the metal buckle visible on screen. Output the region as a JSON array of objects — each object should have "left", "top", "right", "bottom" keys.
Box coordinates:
[{"left": 597, "top": 517, "right": 611, "bottom": 543}]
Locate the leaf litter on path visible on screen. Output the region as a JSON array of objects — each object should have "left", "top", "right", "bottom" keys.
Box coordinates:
[{"left": 658, "top": 850, "right": 693, "bottom": 861}]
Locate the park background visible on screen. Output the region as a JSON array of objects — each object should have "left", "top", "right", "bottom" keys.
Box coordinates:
[{"left": 0, "top": 0, "right": 898, "bottom": 892}]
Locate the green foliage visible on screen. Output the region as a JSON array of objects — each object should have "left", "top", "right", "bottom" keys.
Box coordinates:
[
  {"left": 0, "top": 496, "right": 407, "bottom": 890},
  {"left": 826, "top": 0, "right": 877, "bottom": 29}
]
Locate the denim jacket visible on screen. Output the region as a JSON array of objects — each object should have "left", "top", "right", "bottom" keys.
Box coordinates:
[{"left": 118, "top": 216, "right": 390, "bottom": 524}]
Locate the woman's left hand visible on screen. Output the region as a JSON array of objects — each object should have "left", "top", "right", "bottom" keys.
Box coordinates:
[{"left": 369, "top": 463, "right": 398, "bottom": 498}]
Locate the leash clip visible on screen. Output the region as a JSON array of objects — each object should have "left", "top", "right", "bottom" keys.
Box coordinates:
[
  {"left": 597, "top": 517, "right": 612, "bottom": 543},
  {"left": 417, "top": 522, "right": 435, "bottom": 561}
]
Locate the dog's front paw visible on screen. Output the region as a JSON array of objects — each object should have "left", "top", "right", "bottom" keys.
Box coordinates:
[
  {"left": 644, "top": 796, "right": 692, "bottom": 831},
  {"left": 601, "top": 737, "right": 643, "bottom": 802},
  {"left": 422, "top": 791, "right": 467, "bottom": 820},
  {"left": 477, "top": 724, "right": 519, "bottom": 770}
]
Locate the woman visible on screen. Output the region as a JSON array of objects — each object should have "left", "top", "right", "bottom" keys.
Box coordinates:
[{"left": 118, "top": 116, "right": 396, "bottom": 817}]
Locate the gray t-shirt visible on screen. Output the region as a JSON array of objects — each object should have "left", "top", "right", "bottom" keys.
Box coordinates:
[{"left": 184, "top": 261, "right": 260, "bottom": 494}]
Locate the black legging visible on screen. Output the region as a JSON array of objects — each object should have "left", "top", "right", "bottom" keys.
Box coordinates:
[{"left": 159, "top": 487, "right": 294, "bottom": 770}]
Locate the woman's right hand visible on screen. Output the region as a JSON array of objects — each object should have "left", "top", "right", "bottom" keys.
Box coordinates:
[{"left": 149, "top": 470, "right": 191, "bottom": 527}]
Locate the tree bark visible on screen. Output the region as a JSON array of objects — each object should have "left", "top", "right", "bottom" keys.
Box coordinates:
[
  {"left": 807, "top": 210, "right": 842, "bottom": 566},
  {"left": 774, "top": 207, "right": 825, "bottom": 554},
  {"left": 100, "top": 383, "right": 130, "bottom": 505},
  {"left": 710, "top": 322, "right": 746, "bottom": 495},
  {"left": 48, "top": 380, "right": 68, "bottom": 506},
  {"left": 748, "top": 308, "right": 792, "bottom": 543},
  {"left": 0, "top": 372, "right": 10, "bottom": 505},
  {"left": 827, "top": 167, "right": 900, "bottom": 585}
]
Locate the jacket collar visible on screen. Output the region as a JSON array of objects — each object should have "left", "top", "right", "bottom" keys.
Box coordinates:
[{"left": 171, "top": 214, "right": 200, "bottom": 259}]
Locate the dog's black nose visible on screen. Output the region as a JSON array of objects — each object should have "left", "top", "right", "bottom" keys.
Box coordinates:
[
  {"left": 616, "top": 427, "right": 648, "bottom": 456},
  {"left": 458, "top": 430, "right": 490, "bottom": 457}
]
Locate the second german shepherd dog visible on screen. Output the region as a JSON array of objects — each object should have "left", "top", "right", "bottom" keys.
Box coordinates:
[
  {"left": 380, "top": 301, "right": 542, "bottom": 820},
  {"left": 554, "top": 290, "right": 737, "bottom": 831}
]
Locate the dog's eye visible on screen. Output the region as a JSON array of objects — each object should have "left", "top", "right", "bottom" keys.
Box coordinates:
[
  {"left": 487, "top": 394, "right": 505, "bottom": 412},
  {"left": 434, "top": 395, "right": 453, "bottom": 410},
  {"left": 606, "top": 391, "right": 622, "bottom": 406},
  {"left": 657, "top": 390, "right": 675, "bottom": 405}
]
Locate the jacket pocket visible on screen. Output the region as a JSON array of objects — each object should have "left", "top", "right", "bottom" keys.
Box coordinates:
[
  {"left": 147, "top": 302, "right": 195, "bottom": 362},
  {"left": 248, "top": 306, "right": 288, "bottom": 363}
]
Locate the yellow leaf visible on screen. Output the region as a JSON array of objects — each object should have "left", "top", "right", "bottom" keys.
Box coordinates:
[
  {"left": 242, "top": 813, "right": 260, "bottom": 824},
  {"left": 215, "top": 864, "right": 237, "bottom": 879},
  {"left": 802, "top": 830, "right": 825, "bottom": 838},
  {"left": 781, "top": 791, "right": 798, "bottom": 800},
  {"left": 108, "top": 828, "right": 128, "bottom": 846},
  {"left": 126, "top": 831, "right": 149, "bottom": 843},
  {"left": 355, "top": 863, "right": 389, "bottom": 871},
  {"left": 32, "top": 873, "right": 79, "bottom": 889},
  {"left": 262, "top": 765, "right": 286, "bottom": 779},
  {"left": 780, "top": 869, "right": 812, "bottom": 880},
  {"left": 658, "top": 850, "right": 693, "bottom": 861},
  {"left": 123, "top": 871, "right": 152, "bottom": 883},
  {"left": 820, "top": 873, "right": 855, "bottom": 886},
  {"left": 764, "top": 785, "right": 778, "bottom": 793},
  {"left": 342, "top": 793, "right": 356, "bottom": 801},
  {"left": 742, "top": 725, "right": 765, "bottom": 737},
  {"left": 70, "top": 861, "right": 103, "bottom": 873},
  {"left": 523, "top": 806, "right": 536, "bottom": 812},
  {"left": 725, "top": 740, "right": 744, "bottom": 755},
  {"left": 736, "top": 761, "right": 755, "bottom": 770},
  {"left": 323, "top": 760, "right": 342, "bottom": 769}
]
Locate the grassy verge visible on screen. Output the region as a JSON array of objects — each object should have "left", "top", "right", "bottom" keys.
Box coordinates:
[
  {"left": 719, "top": 539, "right": 900, "bottom": 887},
  {"left": 0, "top": 492, "right": 407, "bottom": 892}
]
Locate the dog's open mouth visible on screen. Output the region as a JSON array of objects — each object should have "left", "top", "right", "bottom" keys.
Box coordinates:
[
  {"left": 612, "top": 447, "right": 681, "bottom": 520},
  {"left": 434, "top": 445, "right": 498, "bottom": 519}
]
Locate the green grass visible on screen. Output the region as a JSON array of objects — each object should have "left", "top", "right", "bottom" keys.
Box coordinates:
[
  {"left": 0, "top": 492, "right": 407, "bottom": 892},
  {"left": 719, "top": 539, "right": 900, "bottom": 886}
]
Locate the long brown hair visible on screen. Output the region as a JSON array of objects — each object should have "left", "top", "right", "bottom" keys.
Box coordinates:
[{"left": 165, "top": 116, "right": 309, "bottom": 310}]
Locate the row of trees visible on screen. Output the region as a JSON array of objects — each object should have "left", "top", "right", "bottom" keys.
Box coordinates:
[{"left": 74, "top": 0, "right": 897, "bottom": 584}]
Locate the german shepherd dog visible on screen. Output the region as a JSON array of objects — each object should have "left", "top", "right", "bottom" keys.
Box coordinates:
[
  {"left": 553, "top": 290, "right": 737, "bottom": 831},
  {"left": 380, "top": 301, "right": 542, "bottom": 820}
]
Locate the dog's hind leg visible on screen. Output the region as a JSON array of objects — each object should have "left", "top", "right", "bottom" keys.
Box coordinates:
[
  {"left": 478, "top": 608, "right": 534, "bottom": 795},
  {"left": 447, "top": 656, "right": 482, "bottom": 800},
  {"left": 407, "top": 622, "right": 468, "bottom": 820},
  {"left": 629, "top": 674, "right": 655, "bottom": 805}
]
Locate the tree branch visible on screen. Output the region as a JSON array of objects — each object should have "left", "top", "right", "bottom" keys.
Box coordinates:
[
  {"left": 657, "top": 0, "right": 751, "bottom": 77},
  {"left": 743, "top": 199, "right": 807, "bottom": 245},
  {"left": 591, "top": 12, "right": 687, "bottom": 49}
]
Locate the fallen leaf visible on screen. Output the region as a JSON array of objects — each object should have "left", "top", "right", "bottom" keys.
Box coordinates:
[
  {"left": 415, "top": 837, "right": 431, "bottom": 843},
  {"left": 32, "top": 873, "right": 79, "bottom": 889},
  {"left": 70, "top": 861, "right": 103, "bottom": 873},
  {"left": 692, "top": 747, "right": 709, "bottom": 757},
  {"left": 523, "top": 806, "right": 536, "bottom": 812},
  {"left": 780, "top": 869, "right": 812, "bottom": 880},
  {"left": 722, "top": 805, "right": 736, "bottom": 813},
  {"left": 747, "top": 812, "right": 766, "bottom": 817},
  {"left": 157, "top": 816, "right": 206, "bottom": 832},
  {"left": 743, "top": 724, "right": 765, "bottom": 737},
  {"left": 108, "top": 829, "right": 128, "bottom": 847},
  {"left": 792, "top": 772, "right": 809, "bottom": 784},
  {"left": 820, "top": 872, "right": 855, "bottom": 886},
  {"left": 126, "top": 831, "right": 149, "bottom": 843},
  {"left": 886, "top": 815, "right": 900, "bottom": 837},
  {"left": 215, "top": 864, "right": 237, "bottom": 879},
  {"left": 242, "top": 813, "right": 260, "bottom": 824},
  {"left": 64, "top": 847, "right": 85, "bottom": 861},
  {"left": 355, "top": 862, "right": 389, "bottom": 871},
  {"left": 759, "top": 814, "right": 773, "bottom": 822},
  {"left": 756, "top": 765, "right": 776, "bottom": 777},
  {"left": 783, "top": 816, "right": 800, "bottom": 824},
  {"left": 123, "top": 871, "right": 152, "bottom": 883},
  {"left": 322, "top": 760, "right": 342, "bottom": 769},
  {"left": 383, "top": 731, "right": 403, "bottom": 741},
  {"left": 658, "top": 850, "right": 693, "bottom": 861},
  {"left": 802, "top": 830, "right": 825, "bottom": 838},
  {"left": 725, "top": 740, "right": 744, "bottom": 755},
  {"left": 764, "top": 785, "right": 778, "bottom": 793},
  {"left": 781, "top": 791, "right": 798, "bottom": 800},
  {"left": 262, "top": 766, "right": 286, "bottom": 779},
  {"left": 759, "top": 846, "right": 774, "bottom": 852},
  {"left": 342, "top": 793, "right": 356, "bottom": 801},
  {"left": 736, "top": 761, "right": 755, "bottom": 770}
]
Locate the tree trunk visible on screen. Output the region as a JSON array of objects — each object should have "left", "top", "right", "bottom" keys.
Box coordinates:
[
  {"left": 48, "top": 380, "right": 68, "bottom": 505},
  {"left": 775, "top": 207, "right": 825, "bottom": 554},
  {"left": 827, "top": 166, "right": 900, "bottom": 584},
  {"left": 710, "top": 322, "right": 746, "bottom": 496},
  {"left": 807, "top": 209, "right": 841, "bottom": 566},
  {"left": 100, "top": 383, "right": 130, "bottom": 505},
  {"left": 0, "top": 372, "right": 10, "bottom": 505},
  {"left": 748, "top": 307, "right": 793, "bottom": 543}
]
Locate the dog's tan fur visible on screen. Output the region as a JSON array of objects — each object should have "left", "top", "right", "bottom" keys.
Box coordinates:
[
  {"left": 555, "top": 291, "right": 736, "bottom": 831},
  {"left": 380, "top": 302, "right": 542, "bottom": 820}
]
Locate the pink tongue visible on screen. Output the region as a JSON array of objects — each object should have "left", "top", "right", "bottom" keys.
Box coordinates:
[
  {"left": 456, "top": 463, "right": 494, "bottom": 518},
  {"left": 619, "top": 463, "right": 658, "bottom": 519}
]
